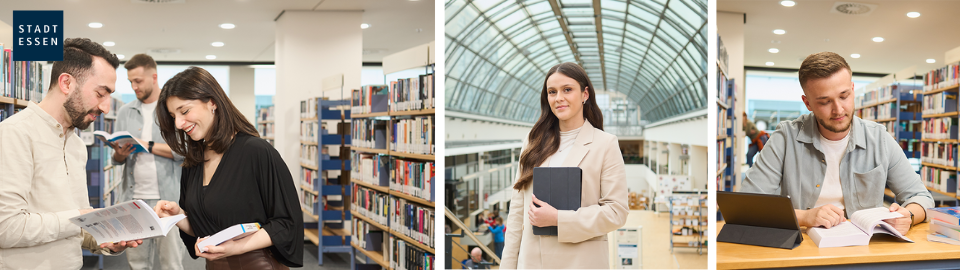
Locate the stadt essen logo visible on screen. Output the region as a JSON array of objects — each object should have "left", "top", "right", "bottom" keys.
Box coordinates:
[{"left": 13, "top": 10, "right": 64, "bottom": 61}]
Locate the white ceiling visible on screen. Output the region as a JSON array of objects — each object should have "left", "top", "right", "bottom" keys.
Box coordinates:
[
  {"left": 718, "top": 0, "right": 960, "bottom": 75},
  {"left": 0, "top": 0, "right": 435, "bottom": 62}
]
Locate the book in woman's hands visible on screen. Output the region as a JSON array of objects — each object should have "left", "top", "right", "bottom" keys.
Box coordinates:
[
  {"left": 197, "top": 223, "right": 262, "bottom": 253},
  {"left": 807, "top": 207, "right": 913, "bottom": 248},
  {"left": 93, "top": 130, "right": 147, "bottom": 153},
  {"left": 69, "top": 200, "right": 186, "bottom": 245}
]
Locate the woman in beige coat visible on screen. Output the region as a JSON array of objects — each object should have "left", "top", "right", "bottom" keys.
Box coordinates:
[{"left": 500, "top": 62, "right": 629, "bottom": 269}]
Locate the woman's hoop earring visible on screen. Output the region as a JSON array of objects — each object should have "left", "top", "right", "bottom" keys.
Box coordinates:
[{"left": 582, "top": 100, "right": 586, "bottom": 105}]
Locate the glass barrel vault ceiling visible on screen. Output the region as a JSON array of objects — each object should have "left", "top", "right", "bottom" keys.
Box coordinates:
[{"left": 445, "top": 0, "right": 707, "bottom": 124}]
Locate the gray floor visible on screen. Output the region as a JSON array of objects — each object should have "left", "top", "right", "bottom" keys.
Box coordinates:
[{"left": 81, "top": 243, "right": 353, "bottom": 270}]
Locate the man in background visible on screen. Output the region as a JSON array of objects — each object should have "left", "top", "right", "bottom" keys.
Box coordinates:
[
  {"left": 110, "top": 53, "right": 185, "bottom": 270},
  {"left": 463, "top": 247, "right": 490, "bottom": 269}
]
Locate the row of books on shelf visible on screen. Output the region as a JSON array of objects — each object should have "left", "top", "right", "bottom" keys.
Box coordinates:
[
  {"left": 300, "top": 97, "right": 346, "bottom": 119},
  {"left": 901, "top": 140, "right": 921, "bottom": 153},
  {"left": 717, "top": 70, "right": 730, "bottom": 102},
  {"left": 352, "top": 183, "right": 391, "bottom": 225},
  {"left": 300, "top": 121, "right": 328, "bottom": 143},
  {"left": 920, "top": 167, "right": 957, "bottom": 195},
  {"left": 716, "top": 139, "right": 727, "bottom": 172},
  {"left": 390, "top": 116, "right": 434, "bottom": 155},
  {"left": 922, "top": 117, "right": 958, "bottom": 140},
  {"left": 922, "top": 92, "right": 958, "bottom": 115},
  {"left": 301, "top": 167, "right": 320, "bottom": 188},
  {"left": 390, "top": 74, "right": 435, "bottom": 112},
  {"left": 351, "top": 119, "right": 388, "bottom": 149},
  {"left": 258, "top": 122, "right": 274, "bottom": 138},
  {"left": 0, "top": 109, "right": 8, "bottom": 122},
  {"left": 923, "top": 63, "right": 959, "bottom": 91},
  {"left": 390, "top": 234, "right": 434, "bottom": 270},
  {"left": 390, "top": 197, "right": 435, "bottom": 248},
  {"left": 389, "top": 159, "right": 434, "bottom": 202},
  {"left": 921, "top": 142, "right": 958, "bottom": 167},
  {"left": 258, "top": 106, "right": 274, "bottom": 122},
  {"left": 352, "top": 85, "right": 389, "bottom": 115},
  {"left": 352, "top": 152, "right": 389, "bottom": 187},
  {"left": 881, "top": 121, "right": 896, "bottom": 138},
  {"left": 671, "top": 218, "right": 704, "bottom": 227},
  {"left": 1, "top": 46, "right": 46, "bottom": 102},
  {"left": 716, "top": 107, "right": 731, "bottom": 136},
  {"left": 301, "top": 189, "right": 318, "bottom": 214},
  {"left": 300, "top": 145, "right": 332, "bottom": 167}
]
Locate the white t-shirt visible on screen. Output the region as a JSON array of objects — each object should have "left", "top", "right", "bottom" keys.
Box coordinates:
[
  {"left": 813, "top": 132, "right": 850, "bottom": 210},
  {"left": 548, "top": 126, "right": 582, "bottom": 167},
  {"left": 133, "top": 101, "right": 160, "bottom": 199}
]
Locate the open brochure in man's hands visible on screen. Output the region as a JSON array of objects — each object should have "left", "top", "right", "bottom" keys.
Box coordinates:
[
  {"left": 197, "top": 223, "right": 262, "bottom": 253},
  {"left": 807, "top": 207, "right": 913, "bottom": 248},
  {"left": 70, "top": 200, "right": 186, "bottom": 245},
  {"left": 93, "top": 131, "right": 147, "bottom": 153}
]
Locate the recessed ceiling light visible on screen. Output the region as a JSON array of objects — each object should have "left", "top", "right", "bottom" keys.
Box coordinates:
[
  {"left": 117, "top": 54, "right": 125, "bottom": 60},
  {"left": 766, "top": 62, "right": 775, "bottom": 66},
  {"left": 780, "top": 0, "right": 796, "bottom": 7},
  {"left": 773, "top": 29, "right": 786, "bottom": 35},
  {"left": 211, "top": 42, "right": 224, "bottom": 47},
  {"left": 872, "top": 37, "right": 884, "bottom": 42},
  {"left": 361, "top": 23, "right": 370, "bottom": 29},
  {"left": 769, "top": 48, "right": 779, "bottom": 53},
  {"left": 219, "top": 23, "right": 235, "bottom": 29},
  {"left": 206, "top": 55, "right": 217, "bottom": 60},
  {"left": 850, "top": 54, "right": 861, "bottom": 58},
  {"left": 927, "top": 59, "right": 936, "bottom": 63},
  {"left": 103, "top": 41, "right": 115, "bottom": 47},
  {"left": 89, "top": 22, "right": 103, "bottom": 28},
  {"left": 907, "top": 12, "right": 921, "bottom": 18}
]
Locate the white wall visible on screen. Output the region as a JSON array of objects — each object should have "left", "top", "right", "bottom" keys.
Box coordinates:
[
  {"left": 625, "top": 164, "right": 653, "bottom": 195},
  {"left": 229, "top": 66, "right": 255, "bottom": 125},
  {"left": 719, "top": 11, "right": 745, "bottom": 176},
  {"left": 689, "top": 145, "right": 708, "bottom": 190},
  {"left": 445, "top": 117, "right": 531, "bottom": 142},
  {"left": 643, "top": 116, "right": 708, "bottom": 147},
  {"left": 275, "top": 11, "right": 363, "bottom": 180}
]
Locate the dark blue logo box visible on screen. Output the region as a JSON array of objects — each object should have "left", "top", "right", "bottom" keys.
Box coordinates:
[{"left": 13, "top": 10, "right": 64, "bottom": 61}]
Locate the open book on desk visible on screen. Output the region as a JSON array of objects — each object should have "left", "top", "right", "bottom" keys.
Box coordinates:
[
  {"left": 93, "top": 130, "right": 147, "bottom": 154},
  {"left": 808, "top": 207, "right": 913, "bottom": 248},
  {"left": 70, "top": 200, "right": 186, "bottom": 245}
]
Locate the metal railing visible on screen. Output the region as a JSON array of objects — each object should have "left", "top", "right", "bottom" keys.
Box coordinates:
[{"left": 445, "top": 206, "right": 501, "bottom": 269}]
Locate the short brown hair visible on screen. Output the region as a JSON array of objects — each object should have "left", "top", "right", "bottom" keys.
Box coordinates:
[
  {"left": 123, "top": 53, "right": 157, "bottom": 71},
  {"left": 798, "top": 52, "right": 851, "bottom": 89},
  {"left": 50, "top": 38, "right": 120, "bottom": 89}
]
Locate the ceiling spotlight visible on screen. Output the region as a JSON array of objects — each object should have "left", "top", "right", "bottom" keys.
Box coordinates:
[
  {"left": 907, "top": 12, "right": 921, "bottom": 18},
  {"left": 927, "top": 59, "right": 936, "bottom": 63},
  {"left": 211, "top": 42, "right": 224, "bottom": 47},
  {"left": 769, "top": 48, "right": 779, "bottom": 53},
  {"left": 780, "top": 0, "right": 796, "bottom": 7},
  {"left": 851, "top": 54, "right": 861, "bottom": 58},
  {"left": 219, "top": 23, "right": 235, "bottom": 29},
  {"left": 88, "top": 22, "right": 103, "bottom": 28},
  {"left": 117, "top": 54, "right": 125, "bottom": 60},
  {"left": 872, "top": 37, "right": 884, "bottom": 42},
  {"left": 103, "top": 41, "right": 115, "bottom": 47},
  {"left": 773, "top": 29, "right": 786, "bottom": 35},
  {"left": 206, "top": 55, "right": 217, "bottom": 60},
  {"left": 766, "top": 62, "right": 775, "bottom": 66},
  {"left": 361, "top": 23, "right": 370, "bottom": 29}
]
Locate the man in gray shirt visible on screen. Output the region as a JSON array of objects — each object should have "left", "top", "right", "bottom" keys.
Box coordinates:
[{"left": 741, "top": 52, "right": 933, "bottom": 235}]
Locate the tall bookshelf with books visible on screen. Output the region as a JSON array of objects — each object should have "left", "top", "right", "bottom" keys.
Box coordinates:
[
  {"left": 80, "top": 96, "right": 124, "bottom": 269},
  {"left": 919, "top": 61, "right": 960, "bottom": 202},
  {"left": 854, "top": 79, "right": 924, "bottom": 162},
  {"left": 348, "top": 42, "right": 436, "bottom": 270},
  {"left": 716, "top": 35, "right": 737, "bottom": 193},
  {"left": 300, "top": 96, "right": 354, "bottom": 265}
]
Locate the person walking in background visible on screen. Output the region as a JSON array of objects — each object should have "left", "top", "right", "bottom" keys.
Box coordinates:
[
  {"left": 742, "top": 112, "right": 769, "bottom": 167},
  {"left": 489, "top": 217, "right": 505, "bottom": 259},
  {"left": 152, "top": 67, "right": 303, "bottom": 269},
  {"left": 111, "top": 53, "right": 186, "bottom": 270}
]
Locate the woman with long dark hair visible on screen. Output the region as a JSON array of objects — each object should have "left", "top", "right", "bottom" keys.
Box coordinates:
[
  {"left": 152, "top": 67, "right": 303, "bottom": 269},
  {"left": 499, "top": 62, "right": 628, "bottom": 269}
]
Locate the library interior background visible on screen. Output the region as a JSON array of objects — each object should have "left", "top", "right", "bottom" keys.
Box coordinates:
[
  {"left": 445, "top": 0, "right": 708, "bottom": 269},
  {"left": 0, "top": 1, "right": 435, "bottom": 270},
  {"left": 717, "top": 1, "right": 960, "bottom": 206}
]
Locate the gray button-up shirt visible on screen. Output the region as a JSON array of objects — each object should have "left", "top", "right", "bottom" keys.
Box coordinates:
[
  {"left": 112, "top": 99, "right": 182, "bottom": 202},
  {"left": 741, "top": 113, "right": 933, "bottom": 219}
]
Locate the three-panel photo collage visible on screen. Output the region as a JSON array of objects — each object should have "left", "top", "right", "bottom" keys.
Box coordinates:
[{"left": 2, "top": 0, "right": 960, "bottom": 269}]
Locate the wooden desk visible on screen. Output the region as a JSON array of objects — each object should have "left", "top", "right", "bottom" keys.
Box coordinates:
[{"left": 717, "top": 221, "right": 960, "bottom": 269}]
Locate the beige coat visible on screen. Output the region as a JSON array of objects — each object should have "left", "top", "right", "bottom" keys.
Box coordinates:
[{"left": 500, "top": 121, "right": 629, "bottom": 269}]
